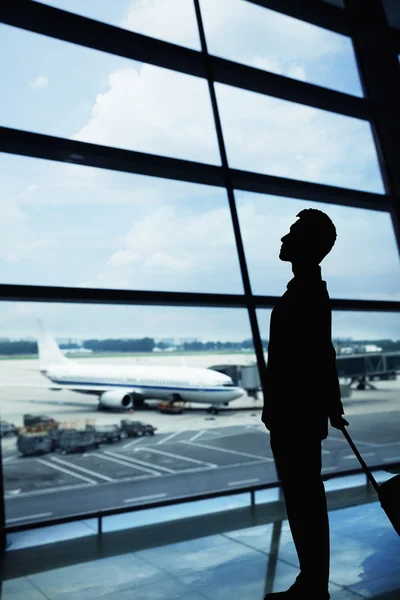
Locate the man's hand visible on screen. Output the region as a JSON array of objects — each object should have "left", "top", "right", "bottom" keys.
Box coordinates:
[{"left": 329, "top": 415, "right": 349, "bottom": 430}]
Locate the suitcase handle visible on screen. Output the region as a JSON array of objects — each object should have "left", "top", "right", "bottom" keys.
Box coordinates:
[{"left": 340, "top": 426, "right": 380, "bottom": 495}]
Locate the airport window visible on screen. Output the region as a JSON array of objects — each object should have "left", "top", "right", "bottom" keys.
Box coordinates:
[
  {"left": 236, "top": 191, "right": 400, "bottom": 300},
  {"left": 0, "top": 154, "right": 244, "bottom": 293},
  {"left": 216, "top": 83, "right": 384, "bottom": 193},
  {"left": 1, "top": 25, "right": 220, "bottom": 164},
  {"left": 1, "top": 0, "right": 400, "bottom": 542},
  {"left": 199, "top": 0, "right": 363, "bottom": 97}
]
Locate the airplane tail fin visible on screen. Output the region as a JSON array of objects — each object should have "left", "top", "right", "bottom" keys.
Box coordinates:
[{"left": 37, "top": 319, "right": 68, "bottom": 369}]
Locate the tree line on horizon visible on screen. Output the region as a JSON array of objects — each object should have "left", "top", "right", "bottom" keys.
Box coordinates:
[{"left": 1, "top": 338, "right": 400, "bottom": 356}]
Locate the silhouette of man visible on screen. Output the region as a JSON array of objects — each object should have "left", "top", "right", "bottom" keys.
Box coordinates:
[{"left": 262, "top": 209, "right": 349, "bottom": 599}]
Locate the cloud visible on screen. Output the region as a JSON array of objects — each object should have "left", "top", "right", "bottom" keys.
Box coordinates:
[
  {"left": 19, "top": 184, "right": 39, "bottom": 199},
  {"left": 28, "top": 76, "right": 49, "bottom": 89},
  {"left": 121, "top": 0, "right": 200, "bottom": 49},
  {"left": 107, "top": 249, "right": 140, "bottom": 267},
  {"left": 0, "top": 191, "right": 55, "bottom": 266},
  {"left": 72, "top": 65, "right": 220, "bottom": 165}
]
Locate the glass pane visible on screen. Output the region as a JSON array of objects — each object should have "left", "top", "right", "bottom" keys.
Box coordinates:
[
  {"left": 0, "top": 154, "right": 242, "bottom": 292},
  {"left": 0, "top": 25, "right": 219, "bottom": 164},
  {"left": 236, "top": 191, "right": 400, "bottom": 300},
  {"left": 216, "top": 84, "right": 384, "bottom": 193},
  {"left": 200, "top": 0, "right": 362, "bottom": 96},
  {"left": 1, "top": 302, "right": 265, "bottom": 526},
  {"left": 37, "top": 0, "right": 201, "bottom": 50},
  {"left": 257, "top": 308, "right": 400, "bottom": 472}
]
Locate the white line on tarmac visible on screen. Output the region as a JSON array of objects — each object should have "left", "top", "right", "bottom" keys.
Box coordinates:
[
  {"left": 383, "top": 456, "right": 400, "bottom": 462},
  {"left": 103, "top": 450, "right": 176, "bottom": 474},
  {"left": 5, "top": 459, "right": 271, "bottom": 501},
  {"left": 328, "top": 436, "right": 381, "bottom": 447},
  {"left": 50, "top": 456, "right": 115, "bottom": 482},
  {"left": 5, "top": 483, "right": 93, "bottom": 500},
  {"left": 37, "top": 459, "right": 97, "bottom": 484},
  {"left": 180, "top": 440, "right": 274, "bottom": 462},
  {"left": 123, "top": 438, "right": 146, "bottom": 449},
  {"left": 343, "top": 453, "right": 376, "bottom": 460},
  {"left": 92, "top": 452, "right": 162, "bottom": 475},
  {"left": 135, "top": 446, "right": 217, "bottom": 468},
  {"left": 156, "top": 431, "right": 181, "bottom": 445},
  {"left": 228, "top": 478, "right": 260, "bottom": 487},
  {"left": 7, "top": 512, "right": 53, "bottom": 523},
  {"left": 3, "top": 455, "right": 18, "bottom": 462},
  {"left": 124, "top": 493, "right": 167, "bottom": 504},
  {"left": 188, "top": 430, "right": 205, "bottom": 442}
]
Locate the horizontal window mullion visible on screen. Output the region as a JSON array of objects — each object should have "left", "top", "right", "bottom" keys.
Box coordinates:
[
  {"left": 1, "top": 284, "right": 399, "bottom": 313},
  {"left": 0, "top": 0, "right": 205, "bottom": 78},
  {"left": 211, "top": 56, "right": 367, "bottom": 121},
  {"left": 0, "top": 285, "right": 251, "bottom": 308},
  {"left": 230, "top": 168, "right": 392, "bottom": 212},
  {"left": 0, "top": 126, "right": 225, "bottom": 188},
  {"left": 0, "top": 127, "right": 393, "bottom": 213}
]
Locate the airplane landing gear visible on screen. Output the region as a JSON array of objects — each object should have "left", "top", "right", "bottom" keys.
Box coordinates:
[{"left": 208, "top": 406, "right": 219, "bottom": 415}]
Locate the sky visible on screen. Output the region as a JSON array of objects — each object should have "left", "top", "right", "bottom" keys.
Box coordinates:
[{"left": 1, "top": 0, "right": 400, "bottom": 342}]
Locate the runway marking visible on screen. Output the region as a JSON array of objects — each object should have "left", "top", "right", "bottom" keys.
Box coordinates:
[
  {"left": 328, "top": 436, "right": 381, "bottom": 447},
  {"left": 228, "top": 478, "right": 260, "bottom": 487},
  {"left": 180, "top": 440, "right": 274, "bottom": 462},
  {"left": 5, "top": 483, "right": 93, "bottom": 499},
  {"left": 188, "top": 430, "right": 205, "bottom": 442},
  {"left": 104, "top": 448, "right": 176, "bottom": 475},
  {"left": 50, "top": 456, "right": 115, "bottom": 482},
  {"left": 124, "top": 493, "right": 167, "bottom": 504},
  {"left": 383, "top": 456, "right": 400, "bottom": 462},
  {"left": 123, "top": 438, "right": 146, "bottom": 448},
  {"left": 3, "top": 455, "right": 18, "bottom": 462},
  {"left": 5, "top": 459, "right": 271, "bottom": 500},
  {"left": 7, "top": 512, "right": 53, "bottom": 523},
  {"left": 135, "top": 446, "right": 217, "bottom": 468},
  {"left": 36, "top": 459, "right": 97, "bottom": 484},
  {"left": 343, "top": 453, "right": 376, "bottom": 460},
  {"left": 156, "top": 431, "right": 181, "bottom": 445},
  {"left": 92, "top": 451, "right": 162, "bottom": 475}
]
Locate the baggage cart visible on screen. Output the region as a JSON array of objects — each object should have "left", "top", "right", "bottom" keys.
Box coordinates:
[
  {"left": 87, "top": 424, "right": 121, "bottom": 444},
  {"left": 17, "top": 431, "right": 53, "bottom": 457},
  {"left": 59, "top": 429, "right": 99, "bottom": 454},
  {"left": 342, "top": 426, "right": 400, "bottom": 536}
]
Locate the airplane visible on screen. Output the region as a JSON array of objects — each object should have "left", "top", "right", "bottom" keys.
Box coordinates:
[{"left": 0, "top": 321, "right": 246, "bottom": 414}]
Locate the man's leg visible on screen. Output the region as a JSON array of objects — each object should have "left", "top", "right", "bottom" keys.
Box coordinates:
[{"left": 270, "top": 431, "right": 330, "bottom": 595}]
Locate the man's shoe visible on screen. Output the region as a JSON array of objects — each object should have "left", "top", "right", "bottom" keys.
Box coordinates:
[
  {"left": 264, "top": 582, "right": 330, "bottom": 599},
  {"left": 263, "top": 582, "right": 299, "bottom": 598}
]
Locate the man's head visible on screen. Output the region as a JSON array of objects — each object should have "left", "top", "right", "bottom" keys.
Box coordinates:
[{"left": 279, "top": 208, "right": 337, "bottom": 265}]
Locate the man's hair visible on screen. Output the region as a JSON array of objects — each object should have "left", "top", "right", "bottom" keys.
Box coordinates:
[{"left": 295, "top": 208, "right": 337, "bottom": 264}]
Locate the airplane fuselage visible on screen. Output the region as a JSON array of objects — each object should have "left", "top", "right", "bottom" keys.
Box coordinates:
[{"left": 43, "top": 363, "right": 245, "bottom": 406}]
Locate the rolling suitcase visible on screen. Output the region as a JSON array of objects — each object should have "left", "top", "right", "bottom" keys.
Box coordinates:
[{"left": 341, "top": 426, "right": 400, "bottom": 536}]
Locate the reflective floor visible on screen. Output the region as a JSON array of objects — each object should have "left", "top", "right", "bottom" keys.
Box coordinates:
[{"left": 1, "top": 500, "right": 399, "bottom": 600}]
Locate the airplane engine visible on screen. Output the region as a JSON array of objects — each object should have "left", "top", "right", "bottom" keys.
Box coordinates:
[{"left": 100, "top": 391, "right": 133, "bottom": 409}]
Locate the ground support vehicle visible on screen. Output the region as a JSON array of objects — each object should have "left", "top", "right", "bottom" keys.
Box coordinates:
[
  {"left": 120, "top": 420, "right": 157, "bottom": 437},
  {"left": 156, "top": 401, "right": 184, "bottom": 414},
  {"left": 0, "top": 421, "right": 18, "bottom": 438}
]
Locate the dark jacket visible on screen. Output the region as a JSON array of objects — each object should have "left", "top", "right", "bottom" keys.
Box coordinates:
[{"left": 262, "top": 266, "right": 344, "bottom": 440}]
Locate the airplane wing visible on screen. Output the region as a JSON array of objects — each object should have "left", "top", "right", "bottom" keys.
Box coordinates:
[{"left": 0, "top": 382, "right": 143, "bottom": 395}]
